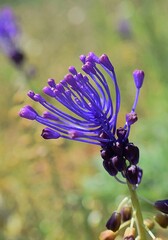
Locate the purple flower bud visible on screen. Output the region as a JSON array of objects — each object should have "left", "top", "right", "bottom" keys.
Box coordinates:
[
  {"left": 116, "top": 127, "right": 127, "bottom": 141},
  {"left": 103, "top": 159, "right": 118, "bottom": 176},
  {"left": 64, "top": 74, "right": 76, "bottom": 86},
  {"left": 126, "top": 112, "right": 138, "bottom": 126},
  {"left": 154, "top": 199, "right": 168, "bottom": 214},
  {"left": 79, "top": 54, "right": 86, "bottom": 64},
  {"left": 126, "top": 165, "right": 143, "bottom": 185},
  {"left": 43, "top": 86, "right": 55, "bottom": 97},
  {"left": 41, "top": 128, "right": 60, "bottom": 139},
  {"left": 124, "top": 144, "right": 139, "bottom": 165},
  {"left": 33, "top": 94, "right": 45, "bottom": 103},
  {"left": 111, "top": 155, "right": 126, "bottom": 172},
  {"left": 47, "top": 78, "right": 56, "bottom": 88},
  {"left": 82, "top": 62, "right": 96, "bottom": 75},
  {"left": 85, "top": 52, "right": 99, "bottom": 63},
  {"left": 106, "top": 211, "right": 121, "bottom": 232},
  {"left": 133, "top": 70, "right": 144, "bottom": 89},
  {"left": 100, "top": 148, "right": 114, "bottom": 160},
  {"left": 19, "top": 105, "right": 37, "bottom": 120},
  {"left": 69, "top": 66, "right": 77, "bottom": 75},
  {"left": 27, "top": 90, "right": 35, "bottom": 99},
  {"left": 76, "top": 73, "right": 84, "bottom": 81},
  {"left": 99, "top": 54, "right": 114, "bottom": 71},
  {"left": 56, "top": 83, "right": 65, "bottom": 93}
]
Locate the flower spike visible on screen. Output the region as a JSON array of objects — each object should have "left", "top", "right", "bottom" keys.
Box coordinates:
[
  {"left": 19, "top": 52, "right": 144, "bottom": 186},
  {"left": 0, "top": 7, "right": 25, "bottom": 66}
]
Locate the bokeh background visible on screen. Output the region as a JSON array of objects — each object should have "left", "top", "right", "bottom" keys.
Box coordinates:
[{"left": 0, "top": 0, "right": 168, "bottom": 239}]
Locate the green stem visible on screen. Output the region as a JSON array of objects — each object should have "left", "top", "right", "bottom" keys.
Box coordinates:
[{"left": 127, "top": 181, "right": 147, "bottom": 240}]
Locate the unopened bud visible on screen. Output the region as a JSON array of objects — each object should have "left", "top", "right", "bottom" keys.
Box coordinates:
[
  {"left": 124, "top": 144, "right": 139, "bottom": 165},
  {"left": 133, "top": 70, "right": 144, "bottom": 89},
  {"left": 116, "top": 127, "right": 127, "bottom": 141},
  {"left": 126, "top": 112, "right": 138, "bottom": 126},
  {"left": 99, "top": 230, "right": 116, "bottom": 240},
  {"left": 120, "top": 206, "right": 132, "bottom": 222},
  {"left": 103, "top": 159, "right": 118, "bottom": 176},
  {"left": 111, "top": 156, "right": 126, "bottom": 172},
  {"left": 99, "top": 54, "right": 114, "bottom": 72},
  {"left": 106, "top": 211, "right": 121, "bottom": 232},
  {"left": 124, "top": 227, "right": 136, "bottom": 240},
  {"left": 125, "top": 165, "right": 143, "bottom": 185},
  {"left": 154, "top": 213, "right": 168, "bottom": 228},
  {"left": 154, "top": 199, "right": 168, "bottom": 214}
]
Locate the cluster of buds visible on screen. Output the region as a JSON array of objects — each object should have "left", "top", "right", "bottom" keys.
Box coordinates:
[
  {"left": 100, "top": 127, "right": 142, "bottom": 185},
  {"left": 99, "top": 199, "right": 168, "bottom": 239},
  {"left": 99, "top": 206, "right": 135, "bottom": 240}
]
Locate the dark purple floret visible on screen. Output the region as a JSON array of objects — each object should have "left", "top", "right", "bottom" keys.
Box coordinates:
[
  {"left": 124, "top": 144, "right": 139, "bottom": 165},
  {"left": 111, "top": 155, "right": 126, "bottom": 172},
  {"left": 19, "top": 52, "right": 144, "bottom": 186},
  {"left": 116, "top": 127, "right": 127, "bottom": 141},
  {"left": 41, "top": 128, "right": 61, "bottom": 139},
  {"left": 154, "top": 199, "right": 168, "bottom": 214},
  {"left": 103, "top": 159, "right": 118, "bottom": 176},
  {"left": 106, "top": 211, "right": 121, "bottom": 232},
  {"left": 101, "top": 148, "right": 113, "bottom": 160},
  {"left": 125, "top": 165, "right": 143, "bottom": 185},
  {"left": 111, "top": 141, "right": 124, "bottom": 156}
]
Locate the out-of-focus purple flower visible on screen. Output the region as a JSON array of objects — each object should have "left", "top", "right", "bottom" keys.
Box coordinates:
[
  {"left": 117, "top": 19, "right": 132, "bottom": 39},
  {"left": 19, "top": 52, "right": 144, "bottom": 185},
  {"left": 0, "top": 7, "right": 25, "bottom": 66}
]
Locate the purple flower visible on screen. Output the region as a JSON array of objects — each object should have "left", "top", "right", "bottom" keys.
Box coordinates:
[
  {"left": 0, "top": 7, "right": 25, "bottom": 66},
  {"left": 19, "top": 52, "right": 144, "bottom": 185}
]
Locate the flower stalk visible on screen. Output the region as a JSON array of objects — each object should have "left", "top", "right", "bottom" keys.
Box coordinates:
[{"left": 127, "top": 181, "right": 147, "bottom": 240}]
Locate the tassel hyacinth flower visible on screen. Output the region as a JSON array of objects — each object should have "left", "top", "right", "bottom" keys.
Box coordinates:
[
  {"left": 19, "top": 53, "right": 168, "bottom": 239},
  {"left": 0, "top": 7, "right": 25, "bottom": 66},
  {"left": 19, "top": 52, "right": 144, "bottom": 186}
]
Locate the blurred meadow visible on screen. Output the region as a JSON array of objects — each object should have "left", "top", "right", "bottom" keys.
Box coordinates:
[{"left": 0, "top": 0, "right": 168, "bottom": 239}]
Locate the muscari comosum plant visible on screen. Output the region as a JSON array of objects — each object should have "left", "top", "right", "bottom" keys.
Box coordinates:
[
  {"left": 19, "top": 52, "right": 168, "bottom": 239},
  {"left": 0, "top": 7, "right": 25, "bottom": 67},
  {"left": 0, "top": 6, "right": 35, "bottom": 78}
]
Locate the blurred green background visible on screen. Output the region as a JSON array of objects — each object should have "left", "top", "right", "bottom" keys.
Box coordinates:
[{"left": 0, "top": 0, "right": 168, "bottom": 239}]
